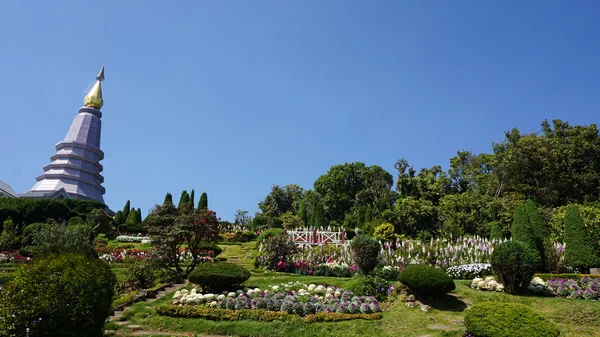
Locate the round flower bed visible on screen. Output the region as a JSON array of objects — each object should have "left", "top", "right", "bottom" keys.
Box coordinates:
[{"left": 172, "top": 283, "right": 382, "bottom": 317}]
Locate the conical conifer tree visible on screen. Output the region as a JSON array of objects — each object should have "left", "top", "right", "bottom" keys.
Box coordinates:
[
  {"left": 136, "top": 208, "right": 143, "bottom": 223},
  {"left": 163, "top": 193, "right": 174, "bottom": 208},
  {"left": 179, "top": 190, "right": 190, "bottom": 208},
  {"left": 489, "top": 222, "right": 502, "bottom": 240},
  {"left": 126, "top": 208, "right": 137, "bottom": 225},
  {"left": 299, "top": 203, "right": 309, "bottom": 226},
  {"left": 525, "top": 199, "right": 548, "bottom": 269},
  {"left": 564, "top": 204, "right": 599, "bottom": 273},
  {"left": 312, "top": 201, "right": 327, "bottom": 228},
  {"left": 198, "top": 192, "right": 208, "bottom": 210},
  {"left": 114, "top": 211, "right": 124, "bottom": 225},
  {"left": 122, "top": 200, "right": 131, "bottom": 223},
  {"left": 190, "top": 189, "right": 195, "bottom": 208},
  {"left": 511, "top": 203, "right": 540, "bottom": 265}
]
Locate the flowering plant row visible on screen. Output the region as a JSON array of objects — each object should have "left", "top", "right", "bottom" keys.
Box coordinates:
[
  {"left": 97, "top": 246, "right": 217, "bottom": 263},
  {"left": 447, "top": 263, "right": 492, "bottom": 279},
  {"left": 172, "top": 283, "right": 382, "bottom": 317},
  {"left": 546, "top": 277, "right": 600, "bottom": 300},
  {"left": 0, "top": 251, "right": 30, "bottom": 264},
  {"left": 115, "top": 235, "right": 150, "bottom": 243}
]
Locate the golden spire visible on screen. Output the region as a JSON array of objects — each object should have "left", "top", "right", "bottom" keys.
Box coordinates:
[{"left": 84, "top": 65, "right": 105, "bottom": 109}]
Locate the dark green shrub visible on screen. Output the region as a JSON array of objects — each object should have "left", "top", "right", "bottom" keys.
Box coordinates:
[
  {"left": 465, "top": 302, "right": 560, "bottom": 337},
  {"left": 197, "top": 242, "right": 223, "bottom": 257},
  {"left": 491, "top": 241, "right": 538, "bottom": 294},
  {"left": 489, "top": 221, "right": 502, "bottom": 240},
  {"left": 564, "top": 205, "right": 599, "bottom": 273},
  {"left": 188, "top": 262, "right": 251, "bottom": 292},
  {"left": 0, "top": 253, "right": 116, "bottom": 337},
  {"left": 256, "top": 234, "right": 298, "bottom": 270},
  {"left": 30, "top": 222, "right": 96, "bottom": 257},
  {"left": 20, "top": 222, "right": 49, "bottom": 247},
  {"left": 0, "top": 218, "right": 19, "bottom": 251},
  {"left": 256, "top": 228, "right": 285, "bottom": 246},
  {"left": 347, "top": 275, "right": 390, "bottom": 301},
  {"left": 124, "top": 258, "right": 158, "bottom": 290},
  {"left": 241, "top": 230, "right": 257, "bottom": 242},
  {"left": 511, "top": 203, "right": 540, "bottom": 262},
  {"left": 350, "top": 235, "right": 381, "bottom": 275},
  {"left": 398, "top": 264, "right": 455, "bottom": 297}
]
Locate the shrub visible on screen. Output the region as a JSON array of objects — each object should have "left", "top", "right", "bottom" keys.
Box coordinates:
[
  {"left": 347, "top": 275, "right": 390, "bottom": 301},
  {"left": 511, "top": 203, "right": 540, "bottom": 263},
  {"left": 256, "top": 228, "right": 285, "bottom": 245},
  {"left": 197, "top": 242, "right": 223, "bottom": 257},
  {"left": 20, "top": 222, "right": 49, "bottom": 247},
  {"left": 30, "top": 222, "right": 96, "bottom": 257},
  {"left": 241, "top": 230, "right": 257, "bottom": 242},
  {"left": 398, "top": 264, "right": 455, "bottom": 297},
  {"left": 257, "top": 234, "right": 298, "bottom": 270},
  {"left": 465, "top": 302, "right": 560, "bottom": 337},
  {"left": 489, "top": 222, "right": 503, "bottom": 240},
  {"left": 373, "top": 223, "right": 395, "bottom": 242},
  {"left": 0, "top": 253, "right": 116, "bottom": 337},
  {"left": 124, "top": 258, "right": 158, "bottom": 290},
  {"left": 564, "top": 205, "right": 599, "bottom": 273},
  {"left": 0, "top": 218, "right": 19, "bottom": 251},
  {"left": 491, "top": 241, "right": 538, "bottom": 294},
  {"left": 350, "top": 235, "right": 381, "bottom": 275},
  {"left": 188, "top": 262, "right": 251, "bottom": 292}
]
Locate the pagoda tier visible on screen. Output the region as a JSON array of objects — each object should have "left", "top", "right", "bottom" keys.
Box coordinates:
[{"left": 23, "top": 67, "right": 107, "bottom": 203}]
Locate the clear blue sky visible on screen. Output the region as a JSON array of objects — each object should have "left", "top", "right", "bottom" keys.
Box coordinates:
[{"left": 1, "top": 1, "right": 599, "bottom": 221}]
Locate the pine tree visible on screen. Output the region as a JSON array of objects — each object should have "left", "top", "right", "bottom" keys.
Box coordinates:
[
  {"left": 136, "top": 208, "right": 143, "bottom": 223},
  {"left": 525, "top": 199, "right": 548, "bottom": 269},
  {"left": 178, "top": 190, "right": 190, "bottom": 208},
  {"left": 114, "top": 211, "right": 124, "bottom": 225},
  {"left": 299, "top": 203, "right": 309, "bottom": 226},
  {"left": 489, "top": 222, "right": 503, "bottom": 240},
  {"left": 511, "top": 203, "right": 540, "bottom": 265},
  {"left": 564, "top": 204, "right": 599, "bottom": 273},
  {"left": 163, "top": 193, "right": 174, "bottom": 208},
  {"left": 313, "top": 201, "right": 327, "bottom": 228},
  {"left": 126, "top": 208, "right": 137, "bottom": 225},
  {"left": 198, "top": 192, "right": 208, "bottom": 210},
  {"left": 190, "top": 189, "right": 195, "bottom": 208},
  {"left": 122, "top": 200, "right": 131, "bottom": 222}
]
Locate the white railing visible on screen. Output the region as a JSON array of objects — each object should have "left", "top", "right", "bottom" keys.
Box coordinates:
[{"left": 285, "top": 228, "right": 346, "bottom": 248}]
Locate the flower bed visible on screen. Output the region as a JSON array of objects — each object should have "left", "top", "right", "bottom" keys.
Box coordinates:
[
  {"left": 0, "top": 251, "right": 30, "bottom": 264},
  {"left": 115, "top": 235, "right": 150, "bottom": 243},
  {"left": 546, "top": 277, "right": 600, "bottom": 300},
  {"left": 171, "top": 283, "right": 382, "bottom": 317},
  {"left": 96, "top": 246, "right": 217, "bottom": 264},
  {"left": 447, "top": 263, "right": 491, "bottom": 279}
]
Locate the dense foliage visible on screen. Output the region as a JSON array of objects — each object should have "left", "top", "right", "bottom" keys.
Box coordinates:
[
  {"left": 350, "top": 235, "right": 381, "bottom": 275},
  {"left": 0, "top": 254, "right": 116, "bottom": 337},
  {"left": 490, "top": 241, "right": 537, "bottom": 294},
  {"left": 397, "top": 264, "right": 456, "bottom": 297},
  {"left": 465, "top": 302, "right": 560, "bottom": 337},
  {"left": 563, "top": 205, "right": 598, "bottom": 273},
  {"left": 188, "top": 262, "right": 251, "bottom": 292},
  {"left": 256, "top": 234, "right": 298, "bottom": 270}
]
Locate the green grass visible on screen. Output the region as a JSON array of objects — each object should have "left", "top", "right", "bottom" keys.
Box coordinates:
[{"left": 218, "top": 241, "right": 257, "bottom": 269}]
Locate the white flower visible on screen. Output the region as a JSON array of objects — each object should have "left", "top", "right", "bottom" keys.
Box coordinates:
[
  {"left": 217, "top": 294, "right": 226, "bottom": 301},
  {"left": 227, "top": 292, "right": 236, "bottom": 298},
  {"left": 209, "top": 301, "right": 218, "bottom": 308},
  {"left": 272, "top": 286, "right": 280, "bottom": 292},
  {"left": 254, "top": 288, "right": 260, "bottom": 292}
]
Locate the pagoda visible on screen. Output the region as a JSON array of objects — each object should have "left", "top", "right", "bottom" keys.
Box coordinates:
[{"left": 22, "top": 66, "right": 107, "bottom": 203}]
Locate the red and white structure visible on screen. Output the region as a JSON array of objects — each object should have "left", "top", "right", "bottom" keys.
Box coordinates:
[{"left": 285, "top": 227, "right": 346, "bottom": 248}]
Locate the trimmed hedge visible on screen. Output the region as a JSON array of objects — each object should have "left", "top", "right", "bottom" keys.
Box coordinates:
[
  {"left": 564, "top": 204, "right": 599, "bottom": 272},
  {"left": 0, "top": 198, "right": 105, "bottom": 228},
  {"left": 0, "top": 253, "right": 116, "bottom": 337},
  {"left": 465, "top": 302, "right": 560, "bottom": 337},
  {"left": 156, "top": 305, "right": 383, "bottom": 323},
  {"left": 350, "top": 235, "right": 381, "bottom": 275},
  {"left": 398, "top": 264, "right": 455, "bottom": 297},
  {"left": 188, "top": 262, "right": 250, "bottom": 292},
  {"left": 491, "top": 241, "right": 537, "bottom": 294}
]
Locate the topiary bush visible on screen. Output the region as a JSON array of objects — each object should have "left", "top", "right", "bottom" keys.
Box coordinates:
[
  {"left": 256, "top": 228, "right": 285, "bottom": 246},
  {"left": 398, "top": 264, "right": 455, "bottom": 297},
  {"left": 373, "top": 222, "right": 395, "bottom": 242},
  {"left": 0, "top": 253, "right": 116, "bottom": 337},
  {"left": 350, "top": 235, "right": 381, "bottom": 275},
  {"left": 564, "top": 204, "right": 599, "bottom": 273},
  {"left": 188, "top": 262, "right": 251, "bottom": 292},
  {"left": 197, "top": 242, "right": 223, "bottom": 257},
  {"left": 465, "top": 302, "right": 560, "bottom": 337},
  {"left": 491, "top": 240, "right": 538, "bottom": 294}
]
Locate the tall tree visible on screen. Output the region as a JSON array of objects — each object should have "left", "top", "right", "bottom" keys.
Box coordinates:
[
  {"left": 234, "top": 209, "right": 252, "bottom": 229},
  {"left": 564, "top": 205, "right": 599, "bottom": 273},
  {"left": 525, "top": 200, "right": 549, "bottom": 269},
  {"left": 122, "top": 200, "right": 131, "bottom": 223},
  {"left": 258, "top": 184, "right": 305, "bottom": 218},
  {"left": 198, "top": 192, "right": 208, "bottom": 211},
  {"left": 190, "top": 189, "right": 195, "bottom": 208},
  {"left": 178, "top": 190, "right": 190, "bottom": 209},
  {"left": 136, "top": 208, "right": 143, "bottom": 224},
  {"left": 163, "top": 193, "right": 174, "bottom": 208},
  {"left": 311, "top": 200, "right": 327, "bottom": 228},
  {"left": 113, "top": 211, "right": 124, "bottom": 226},
  {"left": 125, "top": 208, "right": 138, "bottom": 225}
]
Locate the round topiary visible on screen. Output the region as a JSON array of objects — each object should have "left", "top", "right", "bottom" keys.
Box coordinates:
[
  {"left": 0, "top": 253, "right": 116, "bottom": 337},
  {"left": 398, "top": 264, "right": 456, "bottom": 297},
  {"left": 491, "top": 240, "right": 538, "bottom": 294},
  {"left": 188, "top": 262, "right": 251, "bottom": 292},
  {"left": 465, "top": 302, "right": 560, "bottom": 337},
  {"left": 350, "top": 235, "right": 381, "bottom": 275}
]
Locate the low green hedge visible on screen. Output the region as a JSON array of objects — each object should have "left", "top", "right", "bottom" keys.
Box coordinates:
[
  {"left": 188, "top": 262, "right": 250, "bottom": 292},
  {"left": 465, "top": 302, "right": 560, "bottom": 337},
  {"left": 398, "top": 264, "right": 455, "bottom": 297},
  {"left": 156, "top": 305, "right": 383, "bottom": 323}
]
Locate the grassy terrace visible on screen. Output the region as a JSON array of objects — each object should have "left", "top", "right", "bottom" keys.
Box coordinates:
[{"left": 106, "top": 242, "right": 600, "bottom": 337}]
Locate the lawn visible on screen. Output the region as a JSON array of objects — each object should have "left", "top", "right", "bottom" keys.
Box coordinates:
[{"left": 107, "top": 243, "right": 600, "bottom": 337}]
